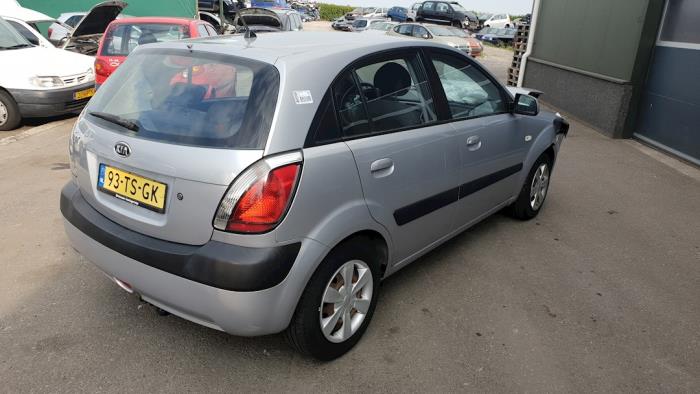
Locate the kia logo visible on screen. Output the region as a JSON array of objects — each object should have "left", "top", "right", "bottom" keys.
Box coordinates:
[{"left": 114, "top": 142, "right": 131, "bottom": 158}]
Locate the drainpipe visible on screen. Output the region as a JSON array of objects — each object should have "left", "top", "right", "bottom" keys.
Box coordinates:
[{"left": 517, "top": 0, "right": 541, "bottom": 87}]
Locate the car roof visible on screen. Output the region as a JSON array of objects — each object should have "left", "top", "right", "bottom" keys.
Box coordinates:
[{"left": 146, "top": 31, "right": 446, "bottom": 65}]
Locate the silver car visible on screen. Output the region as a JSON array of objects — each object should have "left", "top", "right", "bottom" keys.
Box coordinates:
[{"left": 61, "top": 32, "right": 568, "bottom": 360}]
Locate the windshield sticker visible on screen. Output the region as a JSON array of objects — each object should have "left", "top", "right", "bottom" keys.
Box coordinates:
[{"left": 293, "top": 90, "right": 313, "bottom": 105}]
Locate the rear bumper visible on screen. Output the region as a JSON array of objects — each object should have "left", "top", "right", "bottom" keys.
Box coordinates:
[
  {"left": 61, "top": 181, "right": 328, "bottom": 335},
  {"left": 9, "top": 82, "right": 95, "bottom": 118}
]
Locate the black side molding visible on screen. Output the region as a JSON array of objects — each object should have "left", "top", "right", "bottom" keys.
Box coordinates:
[
  {"left": 60, "top": 182, "right": 300, "bottom": 292},
  {"left": 394, "top": 163, "right": 523, "bottom": 226},
  {"left": 459, "top": 164, "right": 523, "bottom": 199},
  {"left": 394, "top": 187, "right": 459, "bottom": 226}
]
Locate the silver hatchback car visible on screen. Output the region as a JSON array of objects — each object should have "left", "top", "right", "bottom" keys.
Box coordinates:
[{"left": 61, "top": 32, "right": 568, "bottom": 360}]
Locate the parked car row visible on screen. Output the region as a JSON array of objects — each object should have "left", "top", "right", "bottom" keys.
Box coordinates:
[
  {"left": 386, "top": 2, "right": 512, "bottom": 31},
  {"left": 0, "top": 0, "right": 309, "bottom": 131}
]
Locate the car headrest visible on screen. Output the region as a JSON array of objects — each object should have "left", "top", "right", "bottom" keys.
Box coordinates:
[
  {"left": 373, "top": 62, "right": 412, "bottom": 97},
  {"left": 138, "top": 32, "right": 157, "bottom": 45},
  {"left": 166, "top": 83, "right": 207, "bottom": 107}
]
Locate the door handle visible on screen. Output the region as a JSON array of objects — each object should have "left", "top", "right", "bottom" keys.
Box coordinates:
[
  {"left": 466, "top": 135, "right": 482, "bottom": 151},
  {"left": 370, "top": 158, "right": 394, "bottom": 178}
]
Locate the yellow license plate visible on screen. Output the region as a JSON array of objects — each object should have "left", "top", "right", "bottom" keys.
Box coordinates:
[
  {"left": 97, "top": 164, "right": 167, "bottom": 213},
  {"left": 74, "top": 87, "right": 95, "bottom": 100}
]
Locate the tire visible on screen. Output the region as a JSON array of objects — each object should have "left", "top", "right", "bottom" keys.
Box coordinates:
[
  {"left": 508, "top": 153, "right": 553, "bottom": 220},
  {"left": 0, "top": 90, "right": 21, "bottom": 131},
  {"left": 285, "top": 236, "right": 382, "bottom": 361}
]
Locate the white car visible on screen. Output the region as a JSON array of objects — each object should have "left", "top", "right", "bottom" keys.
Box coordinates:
[
  {"left": 0, "top": 17, "right": 95, "bottom": 131},
  {"left": 48, "top": 12, "right": 86, "bottom": 43},
  {"left": 364, "top": 7, "right": 388, "bottom": 18},
  {"left": 483, "top": 13, "right": 511, "bottom": 28},
  {"left": 0, "top": 1, "right": 65, "bottom": 48},
  {"left": 406, "top": 2, "right": 422, "bottom": 22}
]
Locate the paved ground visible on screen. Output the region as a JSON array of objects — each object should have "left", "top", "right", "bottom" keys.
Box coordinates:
[{"left": 1, "top": 28, "right": 700, "bottom": 393}]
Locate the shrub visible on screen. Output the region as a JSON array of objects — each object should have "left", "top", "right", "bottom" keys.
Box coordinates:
[{"left": 318, "top": 3, "right": 354, "bottom": 21}]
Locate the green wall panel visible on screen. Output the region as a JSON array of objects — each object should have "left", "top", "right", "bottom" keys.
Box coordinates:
[
  {"left": 18, "top": 0, "right": 197, "bottom": 19},
  {"left": 531, "top": 0, "right": 650, "bottom": 81}
]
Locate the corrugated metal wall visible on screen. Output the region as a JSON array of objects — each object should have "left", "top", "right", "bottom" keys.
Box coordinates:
[
  {"left": 530, "top": 0, "right": 651, "bottom": 81},
  {"left": 18, "top": 0, "right": 197, "bottom": 19}
]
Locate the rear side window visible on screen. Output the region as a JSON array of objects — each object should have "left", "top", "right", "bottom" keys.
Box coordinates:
[
  {"left": 333, "top": 71, "right": 370, "bottom": 137},
  {"left": 436, "top": 3, "right": 449, "bottom": 12},
  {"left": 205, "top": 24, "right": 218, "bottom": 36},
  {"left": 196, "top": 24, "right": 209, "bottom": 37},
  {"left": 101, "top": 23, "right": 191, "bottom": 56},
  {"left": 65, "top": 15, "right": 83, "bottom": 27},
  {"left": 86, "top": 49, "right": 279, "bottom": 149}
]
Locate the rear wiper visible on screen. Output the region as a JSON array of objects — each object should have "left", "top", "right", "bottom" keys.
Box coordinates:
[{"left": 89, "top": 111, "right": 140, "bottom": 132}]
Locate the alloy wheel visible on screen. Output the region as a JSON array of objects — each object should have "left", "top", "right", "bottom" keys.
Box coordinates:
[
  {"left": 0, "top": 101, "right": 7, "bottom": 126},
  {"left": 319, "top": 259, "right": 374, "bottom": 343},
  {"left": 530, "top": 163, "right": 550, "bottom": 210}
]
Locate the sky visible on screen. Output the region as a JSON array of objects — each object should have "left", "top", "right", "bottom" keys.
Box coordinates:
[{"left": 320, "top": 0, "right": 534, "bottom": 15}]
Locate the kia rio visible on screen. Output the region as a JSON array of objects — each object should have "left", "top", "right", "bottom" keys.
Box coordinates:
[{"left": 61, "top": 32, "right": 568, "bottom": 360}]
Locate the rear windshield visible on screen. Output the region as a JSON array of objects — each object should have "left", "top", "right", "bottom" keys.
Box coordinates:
[
  {"left": 101, "top": 23, "right": 191, "bottom": 56},
  {"left": 86, "top": 49, "right": 280, "bottom": 149}
]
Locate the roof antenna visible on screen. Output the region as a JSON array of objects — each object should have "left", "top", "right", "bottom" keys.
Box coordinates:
[{"left": 236, "top": 12, "right": 256, "bottom": 47}]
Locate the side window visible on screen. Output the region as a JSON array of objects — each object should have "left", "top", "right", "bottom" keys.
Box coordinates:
[
  {"left": 422, "top": 2, "right": 435, "bottom": 11},
  {"left": 436, "top": 3, "right": 449, "bottom": 12},
  {"left": 412, "top": 25, "right": 429, "bottom": 38},
  {"left": 66, "top": 15, "right": 83, "bottom": 27},
  {"left": 431, "top": 52, "right": 506, "bottom": 119},
  {"left": 397, "top": 24, "right": 413, "bottom": 35},
  {"left": 332, "top": 71, "right": 370, "bottom": 137},
  {"left": 6, "top": 21, "right": 39, "bottom": 45},
  {"left": 197, "top": 24, "right": 209, "bottom": 37},
  {"left": 353, "top": 53, "right": 436, "bottom": 134},
  {"left": 308, "top": 91, "right": 342, "bottom": 145},
  {"left": 205, "top": 24, "right": 218, "bottom": 36}
]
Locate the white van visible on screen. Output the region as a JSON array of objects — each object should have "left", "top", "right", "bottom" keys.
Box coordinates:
[
  {"left": 0, "top": 1, "right": 65, "bottom": 48},
  {"left": 0, "top": 16, "right": 95, "bottom": 131}
]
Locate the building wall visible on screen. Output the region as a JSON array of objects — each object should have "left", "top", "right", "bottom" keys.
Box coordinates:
[
  {"left": 18, "top": 0, "right": 197, "bottom": 19},
  {"left": 523, "top": 0, "right": 665, "bottom": 138}
]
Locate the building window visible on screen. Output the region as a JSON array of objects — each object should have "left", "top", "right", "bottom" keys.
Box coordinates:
[{"left": 659, "top": 0, "right": 700, "bottom": 45}]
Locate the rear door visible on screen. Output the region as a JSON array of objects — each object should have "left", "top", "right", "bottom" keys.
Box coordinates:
[
  {"left": 435, "top": 2, "right": 451, "bottom": 24},
  {"left": 338, "top": 49, "right": 461, "bottom": 264},
  {"left": 420, "top": 1, "right": 436, "bottom": 22},
  {"left": 426, "top": 49, "right": 529, "bottom": 227}
]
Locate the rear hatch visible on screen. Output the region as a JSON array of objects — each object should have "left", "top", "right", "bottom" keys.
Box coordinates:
[
  {"left": 62, "top": 1, "right": 126, "bottom": 54},
  {"left": 234, "top": 8, "right": 282, "bottom": 33},
  {"left": 71, "top": 47, "right": 280, "bottom": 245}
]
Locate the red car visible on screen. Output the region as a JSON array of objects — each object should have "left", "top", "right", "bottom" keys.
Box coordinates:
[{"left": 95, "top": 17, "right": 218, "bottom": 85}]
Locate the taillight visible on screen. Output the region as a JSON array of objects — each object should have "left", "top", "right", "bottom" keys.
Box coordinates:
[
  {"left": 95, "top": 58, "right": 109, "bottom": 77},
  {"left": 48, "top": 27, "right": 53, "bottom": 37},
  {"left": 213, "top": 151, "right": 302, "bottom": 234}
]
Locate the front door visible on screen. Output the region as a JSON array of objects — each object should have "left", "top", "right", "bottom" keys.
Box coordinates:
[
  {"left": 335, "top": 49, "right": 462, "bottom": 264},
  {"left": 427, "top": 49, "right": 529, "bottom": 227}
]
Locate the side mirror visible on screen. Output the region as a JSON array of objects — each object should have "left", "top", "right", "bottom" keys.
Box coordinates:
[
  {"left": 513, "top": 93, "right": 539, "bottom": 116},
  {"left": 421, "top": 33, "right": 430, "bottom": 39}
]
